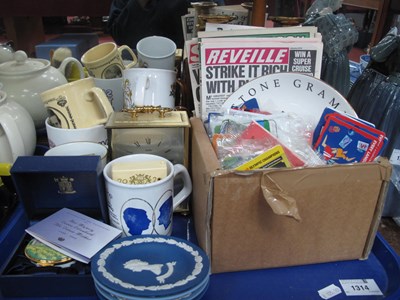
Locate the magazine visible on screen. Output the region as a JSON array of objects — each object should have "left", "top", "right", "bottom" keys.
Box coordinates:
[
  {"left": 185, "top": 38, "right": 202, "bottom": 118},
  {"left": 198, "top": 25, "right": 318, "bottom": 39},
  {"left": 199, "top": 35, "right": 323, "bottom": 121},
  {"left": 182, "top": 13, "right": 195, "bottom": 42},
  {"left": 204, "top": 23, "right": 262, "bottom": 32}
]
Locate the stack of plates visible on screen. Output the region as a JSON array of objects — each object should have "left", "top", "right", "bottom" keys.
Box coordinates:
[{"left": 91, "top": 235, "right": 210, "bottom": 300}]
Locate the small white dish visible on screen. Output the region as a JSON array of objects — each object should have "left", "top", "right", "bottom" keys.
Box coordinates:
[{"left": 44, "top": 141, "right": 108, "bottom": 169}]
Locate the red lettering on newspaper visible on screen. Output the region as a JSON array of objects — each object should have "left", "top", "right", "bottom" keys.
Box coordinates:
[{"left": 205, "top": 48, "right": 289, "bottom": 65}]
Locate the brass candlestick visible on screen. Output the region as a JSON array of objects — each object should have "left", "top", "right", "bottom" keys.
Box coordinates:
[
  {"left": 191, "top": 1, "right": 218, "bottom": 37},
  {"left": 197, "top": 14, "right": 236, "bottom": 32}
]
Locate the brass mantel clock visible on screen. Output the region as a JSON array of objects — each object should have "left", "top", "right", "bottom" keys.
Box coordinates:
[{"left": 105, "top": 108, "right": 190, "bottom": 168}]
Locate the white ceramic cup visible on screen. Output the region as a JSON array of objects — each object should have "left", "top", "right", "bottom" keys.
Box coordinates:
[
  {"left": 41, "top": 77, "right": 114, "bottom": 129},
  {"left": 81, "top": 42, "right": 137, "bottom": 79},
  {"left": 136, "top": 36, "right": 177, "bottom": 70},
  {"left": 93, "top": 77, "right": 124, "bottom": 112},
  {"left": 45, "top": 117, "right": 108, "bottom": 148},
  {"left": 44, "top": 141, "right": 108, "bottom": 169},
  {"left": 103, "top": 154, "right": 192, "bottom": 236},
  {"left": 122, "top": 68, "right": 177, "bottom": 109}
]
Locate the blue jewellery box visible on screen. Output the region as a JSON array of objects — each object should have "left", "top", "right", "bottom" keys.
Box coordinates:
[
  {"left": 0, "top": 156, "right": 108, "bottom": 298},
  {"left": 35, "top": 33, "right": 99, "bottom": 61}
]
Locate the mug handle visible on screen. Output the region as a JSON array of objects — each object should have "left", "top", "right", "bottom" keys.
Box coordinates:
[
  {"left": 88, "top": 87, "right": 115, "bottom": 124},
  {"left": 172, "top": 164, "right": 192, "bottom": 211},
  {"left": 0, "top": 114, "right": 25, "bottom": 162},
  {"left": 118, "top": 45, "right": 138, "bottom": 68},
  {"left": 58, "top": 57, "right": 86, "bottom": 81}
]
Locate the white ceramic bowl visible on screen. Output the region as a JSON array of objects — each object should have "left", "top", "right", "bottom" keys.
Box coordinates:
[{"left": 44, "top": 141, "right": 108, "bottom": 169}]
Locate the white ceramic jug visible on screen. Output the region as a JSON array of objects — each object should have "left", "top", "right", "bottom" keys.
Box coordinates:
[
  {"left": 0, "top": 50, "right": 85, "bottom": 130},
  {"left": 0, "top": 90, "right": 36, "bottom": 164}
]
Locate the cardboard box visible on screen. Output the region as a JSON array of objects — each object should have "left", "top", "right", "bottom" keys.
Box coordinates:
[
  {"left": 35, "top": 33, "right": 99, "bottom": 61},
  {"left": 0, "top": 156, "right": 107, "bottom": 298},
  {"left": 190, "top": 117, "right": 392, "bottom": 274}
]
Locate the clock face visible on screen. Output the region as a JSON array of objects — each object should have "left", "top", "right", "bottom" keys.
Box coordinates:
[{"left": 112, "top": 128, "right": 185, "bottom": 165}]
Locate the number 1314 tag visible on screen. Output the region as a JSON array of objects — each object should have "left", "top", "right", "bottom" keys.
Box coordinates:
[{"left": 339, "top": 279, "right": 383, "bottom": 296}]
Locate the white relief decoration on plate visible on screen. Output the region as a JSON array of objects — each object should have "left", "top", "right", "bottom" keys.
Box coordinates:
[
  {"left": 123, "top": 259, "right": 177, "bottom": 284},
  {"left": 96, "top": 236, "right": 205, "bottom": 291}
]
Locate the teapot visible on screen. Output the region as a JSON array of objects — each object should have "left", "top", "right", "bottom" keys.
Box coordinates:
[
  {"left": 0, "top": 50, "right": 85, "bottom": 130},
  {"left": 0, "top": 90, "right": 36, "bottom": 164},
  {"left": 0, "top": 41, "right": 15, "bottom": 64}
]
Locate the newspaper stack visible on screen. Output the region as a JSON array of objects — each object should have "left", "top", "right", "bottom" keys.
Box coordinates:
[{"left": 184, "top": 24, "right": 323, "bottom": 121}]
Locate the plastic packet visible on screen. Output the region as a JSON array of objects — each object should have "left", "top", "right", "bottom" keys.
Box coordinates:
[
  {"left": 207, "top": 110, "right": 278, "bottom": 137},
  {"left": 264, "top": 113, "right": 325, "bottom": 166},
  {"left": 216, "top": 135, "right": 276, "bottom": 169}
]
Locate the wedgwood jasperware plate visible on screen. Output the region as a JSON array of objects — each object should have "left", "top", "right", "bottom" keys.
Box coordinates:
[{"left": 91, "top": 235, "right": 210, "bottom": 298}]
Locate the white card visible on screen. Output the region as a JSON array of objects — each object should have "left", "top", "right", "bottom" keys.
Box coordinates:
[
  {"left": 339, "top": 279, "right": 383, "bottom": 296},
  {"left": 26, "top": 208, "right": 122, "bottom": 263},
  {"left": 318, "top": 284, "right": 342, "bottom": 299}
]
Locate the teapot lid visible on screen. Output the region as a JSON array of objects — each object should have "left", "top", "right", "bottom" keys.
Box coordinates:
[{"left": 0, "top": 50, "right": 50, "bottom": 76}]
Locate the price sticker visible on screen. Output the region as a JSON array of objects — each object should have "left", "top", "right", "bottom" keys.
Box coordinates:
[{"left": 339, "top": 279, "right": 383, "bottom": 296}]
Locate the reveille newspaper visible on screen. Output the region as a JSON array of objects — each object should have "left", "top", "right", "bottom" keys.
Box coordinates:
[
  {"left": 185, "top": 38, "right": 202, "bottom": 118},
  {"left": 198, "top": 27, "right": 323, "bottom": 121}
]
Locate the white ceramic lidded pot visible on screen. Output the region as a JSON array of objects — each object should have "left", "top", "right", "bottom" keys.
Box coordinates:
[
  {"left": 0, "top": 50, "right": 84, "bottom": 130},
  {"left": 0, "top": 90, "right": 36, "bottom": 164}
]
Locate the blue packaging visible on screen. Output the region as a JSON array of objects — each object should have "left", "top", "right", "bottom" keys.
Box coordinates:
[
  {"left": 0, "top": 156, "right": 107, "bottom": 298},
  {"left": 35, "top": 33, "right": 99, "bottom": 61}
]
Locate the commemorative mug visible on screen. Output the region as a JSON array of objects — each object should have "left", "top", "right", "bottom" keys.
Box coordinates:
[
  {"left": 45, "top": 117, "right": 108, "bottom": 148},
  {"left": 44, "top": 141, "right": 108, "bottom": 169},
  {"left": 94, "top": 77, "right": 124, "bottom": 112},
  {"left": 136, "top": 36, "right": 176, "bottom": 70},
  {"left": 103, "top": 154, "right": 192, "bottom": 237},
  {"left": 41, "top": 77, "right": 114, "bottom": 129},
  {"left": 81, "top": 42, "right": 137, "bottom": 79},
  {"left": 122, "top": 68, "right": 177, "bottom": 109}
]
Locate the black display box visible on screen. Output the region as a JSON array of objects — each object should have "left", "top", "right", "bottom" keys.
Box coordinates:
[{"left": 0, "top": 156, "right": 108, "bottom": 298}]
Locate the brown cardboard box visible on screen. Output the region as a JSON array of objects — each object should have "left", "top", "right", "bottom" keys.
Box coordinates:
[{"left": 190, "top": 117, "right": 392, "bottom": 274}]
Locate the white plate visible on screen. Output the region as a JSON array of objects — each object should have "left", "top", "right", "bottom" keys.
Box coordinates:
[{"left": 222, "top": 73, "right": 356, "bottom": 129}]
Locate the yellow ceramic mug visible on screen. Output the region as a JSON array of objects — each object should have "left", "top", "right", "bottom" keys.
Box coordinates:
[
  {"left": 41, "top": 78, "right": 114, "bottom": 129},
  {"left": 81, "top": 42, "right": 137, "bottom": 79}
]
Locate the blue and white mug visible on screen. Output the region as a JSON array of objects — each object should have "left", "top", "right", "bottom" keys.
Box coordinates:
[{"left": 103, "top": 154, "right": 192, "bottom": 237}]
